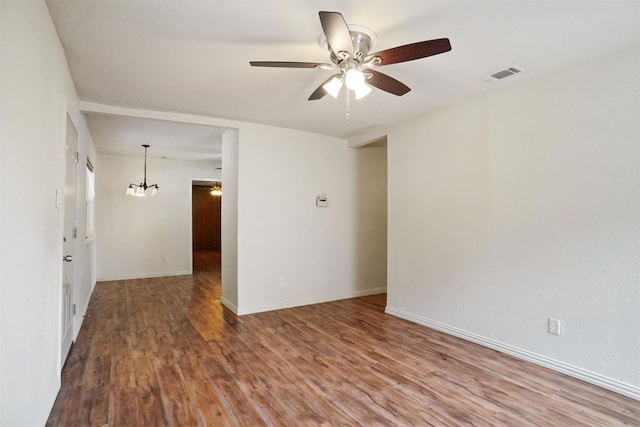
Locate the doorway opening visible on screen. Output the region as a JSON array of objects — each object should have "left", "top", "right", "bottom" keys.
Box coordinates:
[
  {"left": 192, "top": 180, "right": 222, "bottom": 274},
  {"left": 353, "top": 137, "right": 388, "bottom": 307}
]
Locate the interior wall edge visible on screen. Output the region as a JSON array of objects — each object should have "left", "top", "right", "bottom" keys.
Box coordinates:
[
  {"left": 220, "top": 297, "right": 239, "bottom": 315},
  {"left": 79, "top": 100, "right": 242, "bottom": 131},
  {"left": 346, "top": 127, "right": 388, "bottom": 148}
]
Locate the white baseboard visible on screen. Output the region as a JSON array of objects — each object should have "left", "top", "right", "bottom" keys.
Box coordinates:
[
  {"left": 237, "top": 287, "right": 387, "bottom": 316},
  {"left": 44, "top": 378, "right": 62, "bottom": 427},
  {"left": 96, "top": 270, "right": 191, "bottom": 282},
  {"left": 220, "top": 296, "right": 238, "bottom": 314},
  {"left": 385, "top": 306, "right": 640, "bottom": 401}
]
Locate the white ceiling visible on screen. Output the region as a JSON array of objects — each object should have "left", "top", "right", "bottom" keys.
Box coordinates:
[
  {"left": 86, "top": 113, "right": 225, "bottom": 162},
  {"left": 46, "top": 0, "right": 640, "bottom": 158}
]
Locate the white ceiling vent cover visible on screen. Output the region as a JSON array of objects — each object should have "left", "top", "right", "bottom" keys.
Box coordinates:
[{"left": 484, "top": 66, "right": 525, "bottom": 82}]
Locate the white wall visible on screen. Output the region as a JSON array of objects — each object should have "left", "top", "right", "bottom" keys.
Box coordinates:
[
  {"left": 352, "top": 141, "right": 387, "bottom": 292},
  {"left": 96, "top": 154, "right": 219, "bottom": 280},
  {"left": 386, "top": 45, "right": 640, "bottom": 398},
  {"left": 79, "top": 103, "right": 389, "bottom": 317},
  {"left": 0, "top": 1, "right": 97, "bottom": 425},
  {"left": 236, "top": 124, "right": 387, "bottom": 314},
  {"left": 221, "top": 129, "right": 239, "bottom": 312}
]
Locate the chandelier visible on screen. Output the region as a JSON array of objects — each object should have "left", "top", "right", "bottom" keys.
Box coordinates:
[
  {"left": 210, "top": 182, "right": 222, "bottom": 196},
  {"left": 125, "top": 144, "right": 159, "bottom": 197}
]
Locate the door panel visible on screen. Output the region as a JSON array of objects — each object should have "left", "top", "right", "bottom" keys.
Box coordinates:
[
  {"left": 192, "top": 185, "right": 221, "bottom": 250},
  {"left": 61, "top": 114, "right": 77, "bottom": 364}
]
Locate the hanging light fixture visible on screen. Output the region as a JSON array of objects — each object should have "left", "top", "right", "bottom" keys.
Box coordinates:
[
  {"left": 125, "top": 144, "right": 159, "bottom": 197},
  {"left": 321, "top": 68, "right": 372, "bottom": 100},
  {"left": 210, "top": 182, "right": 222, "bottom": 196}
]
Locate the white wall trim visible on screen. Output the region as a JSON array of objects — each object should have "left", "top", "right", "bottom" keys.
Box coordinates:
[
  {"left": 238, "top": 287, "right": 387, "bottom": 316},
  {"left": 385, "top": 306, "right": 640, "bottom": 401},
  {"left": 44, "top": 382, "right": 62, "bottom": 427},
  {"left": 97, "top": 270, "right": 191, "bottom": 282},
  {"left": 220, "top": 296, "right": 238, "bottom": 315}
]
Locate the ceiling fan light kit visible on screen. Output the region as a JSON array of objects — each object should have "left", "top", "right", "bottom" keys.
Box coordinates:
[
  {"left": 354, "top": 82, "right": 372, "bottom": 100},
  {"left": 250, "top": 11, "right": 451, "bottom": 102},
  {"left": 125, "top": 144, "right": 159, "bottom": 197},
  {"left": 322, "top": 75, "right": 343, "bottom": 98}
]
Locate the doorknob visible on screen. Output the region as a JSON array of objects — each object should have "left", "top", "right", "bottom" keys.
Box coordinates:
[{"left": 63, "top": 255, "right": 72, "bottom": 262}]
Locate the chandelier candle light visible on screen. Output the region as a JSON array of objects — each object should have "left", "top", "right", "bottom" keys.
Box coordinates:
[
  {"left": 210, "top": 182, "right": 222, "bottom": 196},
  {"left": 125, "top": 144, "right": 159, "bottom": 197}
]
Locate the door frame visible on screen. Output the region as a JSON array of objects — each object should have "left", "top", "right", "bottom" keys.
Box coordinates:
[{"left": 60, "top": 113, "right": 78, "bottom": 366}]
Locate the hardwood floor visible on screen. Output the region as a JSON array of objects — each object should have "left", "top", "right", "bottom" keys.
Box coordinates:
[{"left": 47, "top": 250, "right": 639, "bottom": 426}]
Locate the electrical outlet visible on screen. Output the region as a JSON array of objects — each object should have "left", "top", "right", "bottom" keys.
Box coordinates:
[
  {"left": 278, "top": 277, "right": 285, "bottom": 287},
  {"left": 548, "top": 318, "right": 561, "bottom": 336},
  {"left": 163, "top": 256, "right": 169, "bottom": 264}
]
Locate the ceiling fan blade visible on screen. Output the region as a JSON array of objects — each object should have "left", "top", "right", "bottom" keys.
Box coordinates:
[
  {"left": 365, "top": 38, "right": 451, "bottom": 66},
  {"left": 250, "top": 61, "right": 323, "bottom": 68},
  {"left": 308, "top": 86, "right": 327, "bottom": 101},
  {"left": 319, "top": 11, "right": 353, "bottom": 59},
  {"left": 367, "top": 70, "right": 411, "bottom": 96},
  {"left": 308, "top": 75, "right": 339, "bottom": 100}
]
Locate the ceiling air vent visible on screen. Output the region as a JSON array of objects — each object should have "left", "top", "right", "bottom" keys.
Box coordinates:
[{"left": 483, "top": 66, "right": 525, "bottom": 82}]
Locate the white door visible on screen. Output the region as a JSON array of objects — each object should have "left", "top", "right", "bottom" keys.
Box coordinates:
[{"left": 61, "top": 114, "right": 77, "bottom": 364}]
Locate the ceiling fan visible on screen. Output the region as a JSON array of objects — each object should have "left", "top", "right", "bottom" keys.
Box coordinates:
[{"left": 250, "top": 11, "right": 451, "bottom": 101}]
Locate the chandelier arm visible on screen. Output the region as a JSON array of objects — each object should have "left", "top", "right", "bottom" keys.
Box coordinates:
[{"left": 126, "top": 144, "right": 158, "bottom": 196}]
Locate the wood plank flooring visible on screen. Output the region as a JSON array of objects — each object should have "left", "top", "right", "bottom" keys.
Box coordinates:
[{"left": 47, "top": 250, "right": 640, "bottom": 426}]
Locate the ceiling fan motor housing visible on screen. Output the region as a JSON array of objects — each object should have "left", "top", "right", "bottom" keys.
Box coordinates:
[{"left": 322, "top": 25, "right": 378, "bottom": 65}]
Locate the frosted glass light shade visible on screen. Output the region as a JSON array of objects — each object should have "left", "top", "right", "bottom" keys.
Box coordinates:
[
  {"left": 322, "top": 76, "right": 343, "bottom": 98},
  {"left": 125, "top": 186, "right": 135, "bottom": 196},
  {"left": 345, "top": 69, "right": 365, "bottom": 90},
  {"left": 354, "top": 84, "right": 372, "bottom": 99},
  {"left": 151, "top": 187, "right": 159, "bottom": 196},
  {"left": 135, "top": 186, "right": 146, "bottom": 197}
]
